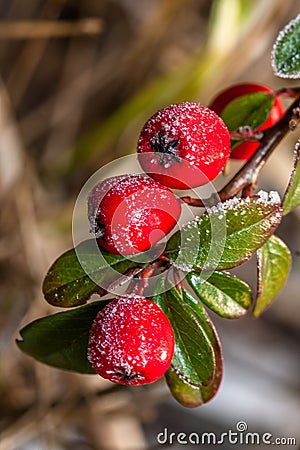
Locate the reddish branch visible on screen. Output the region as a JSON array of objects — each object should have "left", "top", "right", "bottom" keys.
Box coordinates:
[{"left": 126, "top": 256, "right": 170, "bottom": 295}]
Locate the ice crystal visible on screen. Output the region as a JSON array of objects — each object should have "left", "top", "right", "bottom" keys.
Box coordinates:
[{"left": 272, "top": 13, "right": 300, "bottom": 79}]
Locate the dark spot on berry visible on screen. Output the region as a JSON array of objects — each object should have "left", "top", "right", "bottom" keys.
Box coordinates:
[
  {"left": 114, "top": 367, "right": 143, "bottom": 383},
  {"left": 150, "top": 131, "right": 181, "bottom": 167}
]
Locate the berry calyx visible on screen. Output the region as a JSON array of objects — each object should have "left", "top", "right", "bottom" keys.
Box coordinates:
[
  {"left": 88, "top": 295, "right": 175, "bottom": 385},
  {"left": 209, "top": 82, "right": 285, "bottom": 160},
  {"left": 137, "top": 102, "right": 231, "bottom": 189},
  {"left": 88, "top": 174, "right": 181, "bottom": 255}
]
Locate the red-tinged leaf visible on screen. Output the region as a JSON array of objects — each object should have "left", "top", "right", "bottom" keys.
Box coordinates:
[{"left": 165, "top": 353, "right": 223, "bottom": 408}]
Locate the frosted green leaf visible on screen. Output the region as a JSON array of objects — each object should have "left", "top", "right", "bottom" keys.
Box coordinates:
[
  {"left": 167, "top": 193, "right": 282, "bottom": 272},
  {"left": 282, "top": 138, "right": 300, "bottom": 215},
  {"left": 272, "top": 14, "right": 300, "bottom": 79}
]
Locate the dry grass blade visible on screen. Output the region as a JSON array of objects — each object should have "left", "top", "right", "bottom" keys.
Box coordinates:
[
  {"left": 0, "top": 78, "right": 23, "bottom": 195},
  {"left": 0, "top": 19, "right": 103, "bottom": 40}
]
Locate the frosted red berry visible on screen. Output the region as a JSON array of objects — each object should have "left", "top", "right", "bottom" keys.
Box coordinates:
[
  {"left": 88, "top": 295, "right": 175, "bottom": 385},
  {"left": 209, "top": 82, "right": 285, "bottom": 160},
  {"left": 137, "top": 102, "right": 230, "bottom": 189},
  {"left": 88, "top": 174, "right": 181, "bottom": 255}
]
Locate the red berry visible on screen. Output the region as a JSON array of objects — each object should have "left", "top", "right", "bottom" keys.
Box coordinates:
[
  {"left": 88, "top": 174, "right": 181, "bottom": 255},
  {"left": 137, "top": 102, "right": 230, "bottom": 189},
  {"left": 88, "top": 295, "right": 175, "bottom": 385},
  {"left": 209, "top": 83, "right": 285, "bottom": 160}
]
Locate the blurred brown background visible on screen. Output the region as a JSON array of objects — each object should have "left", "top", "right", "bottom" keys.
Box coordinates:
[{"left": 0, "top": 1, "right": 300, "bottom": 449}]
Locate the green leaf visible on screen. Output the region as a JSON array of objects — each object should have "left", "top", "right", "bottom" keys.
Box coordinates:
[
  {"left": 221, "top": 92, "right": 274, "bottom": 132},
  {"left": 254, "top": 235, "right": 291, "bottom": 318},
  {"left": 43, "top": 240, "right": 143, "bottom": 307},
  {"left": 282, "top": 138, "right": 300, "bottom": 215},
  {"left": 186, "top": 271, "right": 252, "bottom": 319},
  {"left": 167, "top": 194, "right": 282, "bottom": 272},
  {"left": 16, "top": 301, "right": 110, "bottom": 373},
  {"left": 272, "top": 14, "right": 300, "bottom": 79},
  {"left": 152, "top": 282, "right": 222, "bottom": 394}
]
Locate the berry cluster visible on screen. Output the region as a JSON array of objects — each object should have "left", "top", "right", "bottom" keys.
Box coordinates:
[
  {"left": 87, "top": 102, "right": 231, "bottom": 258},
  {"left": 87, "top": 87, "right": 284, "bottom": 386},
  {"left": 17, "top": 10, "right": 299, "bottom": 410}
]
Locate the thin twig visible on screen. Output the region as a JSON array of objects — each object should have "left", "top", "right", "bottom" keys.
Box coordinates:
[
  {"left": 0, "top": 19, "right": 103, "bottom": 40},
  {"left": 276, "top": 86, "right": 300, "bottom": 98}
]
